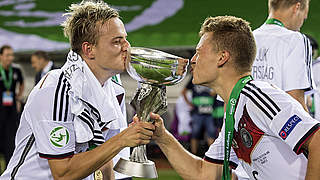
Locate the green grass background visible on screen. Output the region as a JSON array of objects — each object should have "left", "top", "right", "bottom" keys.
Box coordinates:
[
  {"left": 0, "top": 0, "right": 319, "bottom": 48},
  {"left": 133, "top": 169, "right": 183, "bottom": 180}
]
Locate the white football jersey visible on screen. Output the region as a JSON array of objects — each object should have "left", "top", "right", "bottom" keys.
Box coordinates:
[
  {"left": 0, "top": 69, "right": 125, "bottom": 180},
  {"left": 204, "top": 80, "right": 320, "bottom": 180},
  {"left": 252, "top": 23, "right": 314, "bottom": 92}
]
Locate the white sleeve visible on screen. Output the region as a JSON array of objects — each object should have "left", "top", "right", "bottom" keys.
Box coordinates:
[
  {"left": 282, "top": 33, "right": 314, "bottom": 92},
  {"left": 267, "top": 92, "right": 320, "bottom": 154},
  {"left": 28, "top": 86, "right": 75, "bottom": 159},
  {"left": 204, "top": 122, "right": 239, "bottom": 169}
]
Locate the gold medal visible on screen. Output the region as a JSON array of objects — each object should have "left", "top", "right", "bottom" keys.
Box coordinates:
[
  {"left": 94, "top": 169, "right": 103, "bottom": 180},
  {"left": 6, "top": 90, "right": 10, "bottom": 96}
]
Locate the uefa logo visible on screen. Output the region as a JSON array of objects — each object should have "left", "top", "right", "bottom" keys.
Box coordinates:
[
  {"left": 49, "top": 126, "right": 70, "bottom": 148},
  {"left": 279, "top": 130, "right": 287, "bottom": 139}
]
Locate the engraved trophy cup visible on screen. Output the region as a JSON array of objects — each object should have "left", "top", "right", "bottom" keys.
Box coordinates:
[{"left": 113, "top": 47, "right": 189, "bottom": 178}]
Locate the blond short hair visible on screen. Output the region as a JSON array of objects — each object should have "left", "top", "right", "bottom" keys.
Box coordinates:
[
  {"left": 62, "top": 1, "right": 119, "bottom": 54},
  {"left": 269, "top": 0, "right": 309, "bottom": 11},
  {"left": 200, "top": 16, "right": 256, "bottom": 74}
]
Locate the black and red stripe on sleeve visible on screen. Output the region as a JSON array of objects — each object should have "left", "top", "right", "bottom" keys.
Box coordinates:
[
  {"left": 203, "top": 156, "right": 238, "bottom": 169},
  {"left": 39, "top": 151, "right": 74, "bottom": 160},
  {"left": 293, "top": 123, "right": 320, "bottom": 155}
]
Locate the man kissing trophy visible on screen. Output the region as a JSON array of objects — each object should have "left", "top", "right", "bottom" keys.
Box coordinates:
[{"left": 114, "top": 47, "right": 189, "bottom": 178}]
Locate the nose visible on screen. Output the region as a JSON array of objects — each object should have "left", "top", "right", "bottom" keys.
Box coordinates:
[
  {"left": 122, "top": 39, "right": 131, "bottom": 51},
  {"left": 191, "top": 54, "right": 197, "bottom": 64}
]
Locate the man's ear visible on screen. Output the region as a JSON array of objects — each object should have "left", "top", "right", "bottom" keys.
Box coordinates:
[
  {"left": 81, "top": 42, "right": 95, "bottom": 60},
  {"left": 292, "top": 2, "right": 301, "bottom": 14},
  {"left": 217, "top": 50, "right": 230, "bottom": 68}
]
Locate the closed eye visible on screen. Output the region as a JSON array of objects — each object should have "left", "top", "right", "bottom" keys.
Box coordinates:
[{"left": 112, "top": 36, "right": 127, "bottom": 44}]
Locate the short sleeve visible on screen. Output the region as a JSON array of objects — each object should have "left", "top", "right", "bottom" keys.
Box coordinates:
[
  {"left": 27, "top": 84, "right": 75, "bottom": 159},
  {"left": 268, "top": 93, "right": 320, "bottom": 155},
  {"left": 204, "top": 123, "right": 239, "bottom": 169},
  {"left": 282, "top": 33, "right": 314, "bottom": 92},
  {"left": 34, "top": 119, "right": 75, "bottom": 159}
]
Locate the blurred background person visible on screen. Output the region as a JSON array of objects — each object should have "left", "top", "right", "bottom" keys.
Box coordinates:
[
  {"left": 0, "top": 45, "right": 24, "bottom": 168},
  {"left": 30, "top": 50, "right": 58, "bottom": 85},
  {"left": 182, "top": 77, "right": 223, "bottom": 156},
  {"left": 170, "top": 91, "right": 192, "bottom": 149}
]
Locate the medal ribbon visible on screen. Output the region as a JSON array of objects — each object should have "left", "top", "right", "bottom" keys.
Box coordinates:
[
  {"left": 0, "top": 65, "right": 13, "bottom": 91},
  {"left": 265, "top": 18, "right": 284, "bottom": 27},
  {"left": 222, "top": 75, "right": 253, "bottom": 180}
]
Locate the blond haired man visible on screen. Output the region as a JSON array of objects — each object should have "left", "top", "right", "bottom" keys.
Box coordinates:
[
  {"left": 147, "top": 16, "right": 320, "bottom": 180},
  {"left": 0, "top": 1, "right": 154, "bottom": 180},
  {"left": 252, "top": 0, "right": 314, "bottom": 111}
]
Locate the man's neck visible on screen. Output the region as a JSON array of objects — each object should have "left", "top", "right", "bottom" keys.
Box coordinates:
[
  {"left": 84, "top": 60, "right": 115, "bottom": 86},
  {"left": 268, "top": 10, "right": 292, "bottom": 30},
  {"left": 1, "top": 62, "right": 9, "bottom": 70},
  {"left": 212, "top": 71, "right": 251, "bottom": 103}
]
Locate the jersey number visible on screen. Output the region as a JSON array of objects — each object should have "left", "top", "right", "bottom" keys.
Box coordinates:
[{"left": 252, "top": 171, "right": 258, "bottom": 180}]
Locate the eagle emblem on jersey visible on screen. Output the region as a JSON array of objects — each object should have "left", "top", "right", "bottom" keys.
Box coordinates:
[
  {"left": 49, "top": 126, "right": 70, "bottom": 148},
  {"left": 233, "top": 106, "right": 264, "bottom": 164},
  {"left": 240, "top": 128, "right": 253, "bottom": 148}
]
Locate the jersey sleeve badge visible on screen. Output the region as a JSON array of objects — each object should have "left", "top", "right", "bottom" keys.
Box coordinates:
[{"left": 49, "top": 126, "right": 70, "bottom": 148}]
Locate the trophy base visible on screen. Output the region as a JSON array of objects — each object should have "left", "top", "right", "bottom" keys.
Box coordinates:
[{"left": 114, "top": 158, "right": 158, "bottom": 178}]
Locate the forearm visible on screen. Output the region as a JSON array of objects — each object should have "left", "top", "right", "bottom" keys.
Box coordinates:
[
  {"left": 157, "top": 130, "right": 218, "bottom": 180},
  {"left": 305, "top": 131, "right": 320, "bottom": 180},
  {"left": 286, "top": 89, "right": 308, "bottom": 112},
  {"left": 49, "top": 120, "right": 155, "bottom": 180},
  {"left": 49, "top": 134, "right": 122, "bottom": 180}
]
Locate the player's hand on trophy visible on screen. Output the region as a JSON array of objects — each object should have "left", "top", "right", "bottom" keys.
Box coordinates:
[
  {"left": 148, "top": 112, "right": 167, "bottom": 144},
  {"left": 118, "top": 120, "right": 155, "bottom": 147}
]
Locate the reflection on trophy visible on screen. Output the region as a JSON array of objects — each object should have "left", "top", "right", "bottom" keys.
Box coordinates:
[{"left": 114, "top": 47, "right": 189, "bottom": 178}]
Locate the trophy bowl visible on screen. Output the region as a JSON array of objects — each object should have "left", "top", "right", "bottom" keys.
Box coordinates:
[
  {"left": 125, "top": 47, "right": 188, "bottom": 86},
  {"left": 114, "top": 47, "right": 189, "bottom": 179}
]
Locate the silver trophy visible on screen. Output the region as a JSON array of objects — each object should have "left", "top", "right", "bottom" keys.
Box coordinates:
[{"left": 114, "top": 47, "right": 189, "bottom": 178}]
